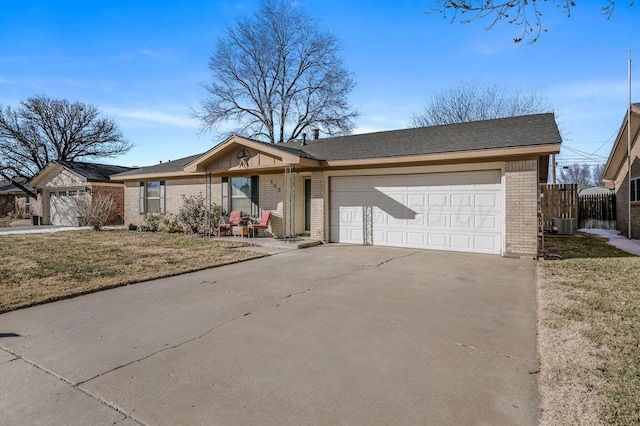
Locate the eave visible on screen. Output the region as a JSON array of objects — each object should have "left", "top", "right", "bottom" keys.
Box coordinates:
[
  {"left": 321, "top": 144, "right": 561, "bottom": 168},
  {"left": 603, "top": 104, "right": 640, "bottom": 181}
]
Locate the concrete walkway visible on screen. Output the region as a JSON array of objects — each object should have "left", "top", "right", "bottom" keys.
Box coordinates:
[
  {"left": 579, "top": 228, "right": 640, "bottom": 256},
  {"left": 0, "top": 246, "right": 539, "bottom": 425}
]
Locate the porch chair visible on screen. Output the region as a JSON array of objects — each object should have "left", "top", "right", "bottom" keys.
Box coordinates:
[
  {"left": 248, "top": 210, "right": 271, "bottom": 238},
  {"left": 216, "top": 210, "right": 242, "bottom": 236}
]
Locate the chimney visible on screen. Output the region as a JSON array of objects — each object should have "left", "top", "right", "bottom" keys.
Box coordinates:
[
  {"left": 301, "top": 133, "right": 306, "bottom": 146},
  {"left": 311, "top": 128, "right": 320, "bottom": 140}
]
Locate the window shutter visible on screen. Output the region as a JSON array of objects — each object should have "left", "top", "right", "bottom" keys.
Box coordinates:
[
  {"left": 139, "top": 182, "right": 145, "bottom": 214},
  {"left": 160, "top": 181, "right": 166, "bottom": 213}
]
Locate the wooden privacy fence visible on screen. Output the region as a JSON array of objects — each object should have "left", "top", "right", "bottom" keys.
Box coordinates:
[
  {"left": 539, "top": 184, "right": 577, "bottom": 231},
  {"left": 578, "top": 193, "right": 616, "bottom": 229}
]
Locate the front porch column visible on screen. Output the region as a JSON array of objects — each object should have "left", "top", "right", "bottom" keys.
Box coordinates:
[{"left": 310, "top": 171, "right": 325, "bottom": 241}]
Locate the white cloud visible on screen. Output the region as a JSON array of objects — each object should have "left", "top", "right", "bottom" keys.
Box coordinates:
[
  {"left": 140, "top": 48, "right": 172, "bottom": 60},
  {"left": 0, "top": 77, "right": 14, "bottom": 85},
  {"left": 106, "top": 107, "right": 199, "bottom": 128}
]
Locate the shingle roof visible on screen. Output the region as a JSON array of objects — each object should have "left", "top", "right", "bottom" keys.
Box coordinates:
[
  {"left": 280, "top": 113, "right": 561, "bottom": 161},
  {"left": 55, "top": 161, "right": 135, "bottom": 181},
  {"left": 111, "top": 153, "right": 204, "bottom": 177}
]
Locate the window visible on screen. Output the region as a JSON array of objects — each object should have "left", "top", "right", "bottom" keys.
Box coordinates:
[
  {"left": 221, "top": 176, "right": 259, "bottom": 216},
  {"left": 139, "top": 181, "right": 165, "bottom": 214},
  {"left": 25, "top": 194, "right": 30, "bottom": 215},
  {"left": 68, "top": 190, "right": 77, "bottom": 197},
  {"left": 58, "top": 190, "right": 67, "bottom": 197},
  {"left": 632, "top": 177, "right": 640, "bottom": 202},
  {"left": 221, "top": 177, "right": 229, "bottom": 216}
]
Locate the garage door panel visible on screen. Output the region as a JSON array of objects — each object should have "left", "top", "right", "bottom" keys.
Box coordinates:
[
  {"left": 428, "top": 194, "right": 448, "bottom": 207},
  {"left": 385, "top": 231, "right": 405, "bottom": 245},
  {"left": 475, "top": 235, "right": 499, "bottom": 251},
  {"left": 450, "top": 234, "right": 471, "bottom": 249},
  {"left": 451, "top": 193, "right": 471, "bottom": 207},
  {"left": 475, "top": 214, "right": 497, "bottom": 231},
  {"left": 330, "top": 171, "right": 503, "bottom": 254},
  {"left": 451, "top": 213, "right": 472, "bottom": 229}
]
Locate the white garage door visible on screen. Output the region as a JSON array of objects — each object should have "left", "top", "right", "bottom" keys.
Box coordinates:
[
  {"left": 49, "top": 190, "right": 80, "bottom": 226},
  {"left": 330, "top": 170, "right": 503, "bottom": 254}
]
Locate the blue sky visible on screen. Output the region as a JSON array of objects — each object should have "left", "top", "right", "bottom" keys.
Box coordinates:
[{"left": 1, "top": 1, "right": 639, "bottom": 169}]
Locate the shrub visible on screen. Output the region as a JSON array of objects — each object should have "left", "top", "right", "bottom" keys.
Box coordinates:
[
  {"left": 175, "top": 194, "right": 222, "bottom": 235},
  {"left": 159, "top": 213, "right": 182, "bottom": 233},
  {"left": 76, "top": 193, "right": 115, "bottom": 231},
  {"left": 141, "top": 214, "right": 162, "bottom": 232}
]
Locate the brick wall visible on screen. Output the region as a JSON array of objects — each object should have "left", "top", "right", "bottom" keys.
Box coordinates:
[
  {"left": 123, "top": 177, "right": 209, "bottom": 226},
  {"left": 258, "top": 173, "right": 284, "bottom": 237},
  {"left": 505, "top": 159, "right": 539, "bottom": 257},
  {"left": 310, "top": 171, "right": 325, "bottom": 240},
  {"left": 614, "top": 152, "right": 640, "bottom": 239}
]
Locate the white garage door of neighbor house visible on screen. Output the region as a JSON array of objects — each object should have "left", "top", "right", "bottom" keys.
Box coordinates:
[
  {"left": 49, "top": 190, "right": 80, "bottom": 226},
  {"left": 330, "top": 170, "right": 503, "bottom": 255}
]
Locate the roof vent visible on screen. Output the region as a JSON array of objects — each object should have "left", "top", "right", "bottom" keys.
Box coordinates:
[
  {"left": 301, "top": 133, "right": 307, "bottom": 146},
  {"left": 311, "top": 128, "right": 319, "bottom": 140}
]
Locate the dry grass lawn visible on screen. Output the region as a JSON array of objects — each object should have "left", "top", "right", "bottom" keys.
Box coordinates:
[
  {"left": 538, "top": 233, "right": 640, "bottom": 425},
  {"left": 0, "top": 230, "right": 264, "bottom": 313}
]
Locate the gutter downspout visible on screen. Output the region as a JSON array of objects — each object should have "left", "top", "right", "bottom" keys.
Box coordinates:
[{"left": 628, "top": 51, "right": 632, "bottom": 239}]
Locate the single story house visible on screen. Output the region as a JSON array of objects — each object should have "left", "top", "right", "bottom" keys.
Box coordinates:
[
  {"left": 29, "top": 160, "right": 134, "bottom": 226},
  {"left": 0, "top": 177, "right": 40, "bottom": 218},
  {"left": 603, "top": 102, "right": 640, "bottom": 239},
  {"left": 113, "top": 113, "right": 561, "bottom": 257}
]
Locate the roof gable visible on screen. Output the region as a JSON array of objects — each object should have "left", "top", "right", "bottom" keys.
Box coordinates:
[
  {"left": 183, "top": 135, "right": 319, "bottom": 173},
  {"left": 30, "top": 160, "right": 135, "bottom": 187}
]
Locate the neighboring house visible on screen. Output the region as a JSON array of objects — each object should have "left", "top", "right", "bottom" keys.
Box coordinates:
[
  {"left": 113, "top": 113, "right": 561, "bottom": 257},
  {"left": 577, "top": 185, "right": 614, "bottom": 196},
  {"left": 603, "top": 103, "right": 640, "bottom": 239},
  {"left": 0, "top": 178, "right": 39, "bottom": 218},
  {"left": 29, "top": 161, "right": 135, "bottom": 226},
  {"left": 0, "top": 179, "right": 21, "bottom": 216}
]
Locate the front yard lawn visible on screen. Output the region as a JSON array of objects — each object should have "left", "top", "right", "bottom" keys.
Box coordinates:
[
  {"left": 0, "top": 216, "right": 14, "bottom": 227},
  {"left": 0, "top": 230, "right": 264, "bottom": 313},
  {"left": 538, "top": 233, "right": 640, "bottom": 425}
]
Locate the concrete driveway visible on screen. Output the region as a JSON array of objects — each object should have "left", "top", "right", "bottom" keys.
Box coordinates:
[{"left": 0, "top": 245, "right": 539, "bottom": 425}]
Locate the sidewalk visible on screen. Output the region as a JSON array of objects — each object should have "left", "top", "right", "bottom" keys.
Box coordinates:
[{"left": 579, "top": 228, "right": 640, "bottom": 256}]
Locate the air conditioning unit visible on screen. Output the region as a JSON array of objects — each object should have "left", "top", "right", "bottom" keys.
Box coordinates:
[{"left": 552, "top": 218, "right": 575, "bottom": 235}]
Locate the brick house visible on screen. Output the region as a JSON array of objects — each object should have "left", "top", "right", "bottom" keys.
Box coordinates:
[
  {"left": 113, "top": 113, "right": 561, "bottom": 257},
  {"left": 603, "top": 103, "right": 640, "bottom": 239},
  {"left": 29, "top": 161, "right": 134, "bottom": 226}
]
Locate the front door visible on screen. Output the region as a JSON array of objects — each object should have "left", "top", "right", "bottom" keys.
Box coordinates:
[{"left": 304, "top": 178, "right": 311, "bottom": 232}]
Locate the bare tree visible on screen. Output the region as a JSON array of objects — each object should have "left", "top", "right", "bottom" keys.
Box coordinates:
[
  {"left": 409, "top": 79, "right": 552, "bottom": 127},
  {"left": 557, "top": 163, "right": 593, "bottom": 186},
  {"left": 194, "top": 0, "right": 358, "bottom": 143},
  {"left": 0, "top": 95, "right": 132, "bottom": 179},
  {"left": 591, "top": 163, "right": 605, "bottom": 184},
  {"left": 430, "top": 0, "right": 635, "bottom": 43},
  {"left": 76, "top": 193, "right": 115, "bottom": 231}
]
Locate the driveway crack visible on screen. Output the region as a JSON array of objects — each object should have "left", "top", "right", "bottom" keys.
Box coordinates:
[
  {"left": 0, "top": 345, "right": 145, "bottom": 425},
  {"left": 76, "top": 310, "right": 256, "bottom": 386},
  {"left": 374, "top": 250, "right": 420, "bottom": 267}
]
